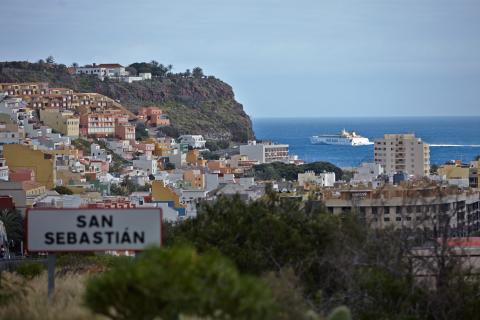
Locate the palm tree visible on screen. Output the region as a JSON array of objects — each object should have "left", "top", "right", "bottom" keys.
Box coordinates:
[{"left": 0, "top": 208, "right": 23, "bottom": 244}]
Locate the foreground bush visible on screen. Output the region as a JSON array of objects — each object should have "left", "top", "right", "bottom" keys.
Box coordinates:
[
  {"left": 84, "top": 246, "right": 277, "bottom": 320},
  {"left": 15, "top": 261, "right": 45, "bottom": 279}
]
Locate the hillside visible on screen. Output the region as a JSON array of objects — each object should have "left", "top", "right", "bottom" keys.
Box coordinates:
[{"left": 0, "top": 61, "right": 255, "bottom": 142}]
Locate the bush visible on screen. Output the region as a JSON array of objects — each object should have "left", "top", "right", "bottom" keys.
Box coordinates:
[
  {"left": 15, "top": 262, "right": 44, "bottom": 279},
  {"left": 84, "top": 246, "right": 277, "bottom": 320},
  {"left": 54, "top": 186, "right": 73, "bottom": 195}
]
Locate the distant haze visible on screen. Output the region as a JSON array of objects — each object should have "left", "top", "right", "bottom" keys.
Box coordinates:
[{"left": 1, "top": 0, "right": 480, "bottom": 117}]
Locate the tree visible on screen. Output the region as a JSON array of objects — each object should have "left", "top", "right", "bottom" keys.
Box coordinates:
[
  {"left": 192, "top": 67, "right": 204, "bottom": 78},
  {"left": 125, "top": 66, "right": 137, "bottom": 76},
  {"left": 45, "top": 55, "right": 55, "bottom": 64},
  {"left": 85, "top": 246, "right": 277, "bottom": 320},
  {"left": 71, "top": 62, "right": 79, "bottom": 68},
  {"left": 184, "top": 69, "right": 191, "bottom": 77},
  {"left": 0, "top": 209, "right": 23, "bottom": 248},
  {"left": 135, "top": 123, "right": 149, "bottom": 140},
  {"left": 54, "top": 186, "right": 74, "bottom": 195}
]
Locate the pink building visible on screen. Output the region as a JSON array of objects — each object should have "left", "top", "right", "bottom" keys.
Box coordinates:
[
  {"left": 115, "top": 122, "right": 135, "bottom": 140},
  {"left": 135, "top": 142, "right": 155, "bottom": 157},
  {"left": 88, "top": 159, "right": 109, "bottom": 173},
  {"left": 80, "top": 112, "right": 131, "bottom": 137}
]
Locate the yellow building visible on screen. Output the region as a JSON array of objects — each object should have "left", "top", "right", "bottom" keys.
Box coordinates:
[
  {"left": 438, "top": 163, "right": 470, "bottom": 179},
  {"left": 4, "top": 144, "right": 56, "bottom": 189},
  {"left": 152, "top": 180, "right": 183, "bottom": 208},
  {"left": 40, "top": 108, "right": 80, "bottom": 137},
  {"left": 186, "top": 149, "right": 199, "bottom": 165}
]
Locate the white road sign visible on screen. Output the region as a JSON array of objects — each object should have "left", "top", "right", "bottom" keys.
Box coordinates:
[{"left": 27, "top": 208, "right": 162, "bottom": 252}]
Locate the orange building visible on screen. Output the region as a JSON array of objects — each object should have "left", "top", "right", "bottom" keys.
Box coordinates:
[
  {"left": 207, "top": 160, "right": 232, "bottom": 174},
  {"left": 184, "top": 169, "right": 205, "bottom": 189},
  {"left": 138, "top": 106, "right": 170, "bottom": 126}
]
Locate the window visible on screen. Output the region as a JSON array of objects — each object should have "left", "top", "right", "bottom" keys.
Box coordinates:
[{"left": 384, "top": 217, "right": 390, "bottom": 222}]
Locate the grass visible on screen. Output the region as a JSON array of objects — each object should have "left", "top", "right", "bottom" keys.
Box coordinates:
[{"left": 0, "top": 271, "right": 103, "bottom": 320}]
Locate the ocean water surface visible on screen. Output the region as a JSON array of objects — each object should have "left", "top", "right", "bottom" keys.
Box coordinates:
[{"left": 252, "top": 117, "right": 480, "bottom": 168}]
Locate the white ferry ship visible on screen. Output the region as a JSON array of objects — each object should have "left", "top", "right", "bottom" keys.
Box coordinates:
[{"left": 310, "top": 129, "right": 371, "bottom": 146}]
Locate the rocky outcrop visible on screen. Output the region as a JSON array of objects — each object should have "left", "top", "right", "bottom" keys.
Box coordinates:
[{"left": 0, "top": 61, "right": 255, "bottom": 142}]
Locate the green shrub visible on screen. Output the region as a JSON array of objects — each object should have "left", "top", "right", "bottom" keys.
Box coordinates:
[
  {"left": 15, "top": 262, "right": 44, "bottom": 279},
  {"left": 327, "top": 306, "right": 351, "bottom": 320},
  {"left": 85, "top": 246, "right": 277, "bottom": 320}
]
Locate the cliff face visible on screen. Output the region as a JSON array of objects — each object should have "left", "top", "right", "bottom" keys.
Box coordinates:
[{"left": 0, "top": 61, "right": 255, "bottom": 142}]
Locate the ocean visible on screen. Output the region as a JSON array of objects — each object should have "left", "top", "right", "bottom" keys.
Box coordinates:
[{"left": 252, "top": 117, "right": 480, "bottom": 168}]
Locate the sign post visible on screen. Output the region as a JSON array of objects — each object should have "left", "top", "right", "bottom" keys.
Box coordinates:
[
  {"left": 47, "top": 254, "right": 56, "bottom": 301},
  {"left": 26, "top": 208, "right": 162, "bottom": 299}
]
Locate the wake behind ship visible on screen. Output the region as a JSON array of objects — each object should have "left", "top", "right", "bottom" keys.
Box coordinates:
[{"left": 310, "top": 129, "right": 371, "bottom": 146}]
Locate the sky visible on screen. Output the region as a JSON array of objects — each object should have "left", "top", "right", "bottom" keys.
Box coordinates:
[{"left": 1, "top": 0, "right": 480, "bottom": 118}]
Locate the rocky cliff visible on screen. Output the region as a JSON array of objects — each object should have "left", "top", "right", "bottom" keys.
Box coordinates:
[{"left": 0, "top": 61, "right": 255, "bottom": 142}]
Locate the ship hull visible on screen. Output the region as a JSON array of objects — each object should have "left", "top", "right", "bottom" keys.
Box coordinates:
[{"left": 310, "top": 136, "right": 371, "bottom": 146}]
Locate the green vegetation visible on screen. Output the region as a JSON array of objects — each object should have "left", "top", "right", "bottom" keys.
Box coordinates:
[
  {"left": 253, "top": 161, "right": 343, "bottom": 181},
  {"left": 135, "top": 122, "right": 149, "bottom": 140},
  {"left": 0, "top": 208, "right": 23, "bottom": 250},
  {"left": 15, "top": 262, "right": 45, "bottom": 280},
  {"left": 128, "top": 61, "right": 172, "bottom": 77},
  {"left": 205, "top": 140, "right": 229, "bottom": 151},
  {"left": 54, "top": 186, "right": 74, "bottom": 195},
  {"left": 166, "top": 188, "right": 480, "bottom": 319},
  {"left": 85, "top": 246, "right": 276, "bottom": 320},
  {"left": 0, "top": 61, "right": 254, "bottom": 142},
  {"left": 200, "top": 150, "right": 220, "bottom": 160},
  {"left": 71, "top": 138, "right": 91, "bottom": 154},
  {"left": 110, "top": 176, "right": 150, "bottom": 196}
]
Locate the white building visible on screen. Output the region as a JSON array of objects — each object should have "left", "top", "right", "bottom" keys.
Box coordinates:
[
  {"left": 168, "top": 146, "right": 187, "bottom": 168},
  {"left": 133, "top": 155, "right": 158, "bottom": 175},
  {"left": 0, "top": 123, "right": 21, "bottom": 150},
  {"left": 75, "top": 64, "right": 128, "bottom": 80},
  {"left": 374, "top": 134, "right": 430, "bottom": 177},
  {"left": 352, "top": 162, "right": 384, "bottom": 184},
  {"left": 0, "top": 158, "right": 8, "bottom": 181},
  {"left": 0, "top": 96, "right": 30, "bottom": 124},
  {"left": 107, "top": 140, "right": 134, "bottom": 160},
  {"left": 178, "top": 135, "right": 206, "bottom": 149},
  {"left": 121, "top": 73, "right": 152, "bottom": 83},
  {"left": 90, "top": 143, "right": 112, "bottom": 163},
  {"left": 139, "top": 73, "right": 152, "bottom": 80},
  {"left": 240, "top": 141, "right": 290, "bottom": 164},
  {"left": 298, "top": 171, "right": 335, "bottom": 187}
]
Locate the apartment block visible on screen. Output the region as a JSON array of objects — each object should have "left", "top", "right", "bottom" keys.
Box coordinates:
[
  {"left": 79, "top": 112, "right": 130, "bottom": 137},
  {"left": 240, "top": 141, "right": 290, "bottom": 164},
  {"left": 0, "top": 83, "right": 49, "bottom": 96},
  {"left": 322, "top": 184, "right": 480, "bottom": 236},
  {"left": 374, "top": 134, "right": 430, "bottom": 177}
]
